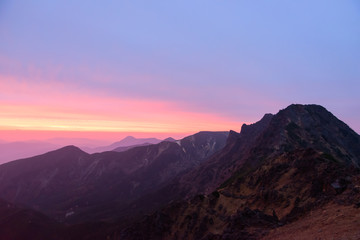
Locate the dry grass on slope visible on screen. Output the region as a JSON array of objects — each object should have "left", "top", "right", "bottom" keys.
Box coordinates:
[{"left": 263, "top": 203, "right": 360, "bottom": 240}]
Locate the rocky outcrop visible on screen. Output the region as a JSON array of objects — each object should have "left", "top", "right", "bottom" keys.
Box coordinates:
[{"left": 120, "top": 104, "right": 360, "bottom": 240}]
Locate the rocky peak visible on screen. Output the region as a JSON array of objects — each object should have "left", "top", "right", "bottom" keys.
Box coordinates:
[
  {"left": 264, "top": 104, "right": 360, "bottom": 167},
  {"left": 240, "top": 113, "right": 273, "bottom": 141},
  {"left": 119, "top": 104, "right": 360, "bottom": 240},
  {"left": 274, "top": 104, "right": 333, "bottom": 127},
  {"left": 226, "top": 130, "right": 241, "bottom": 145}
]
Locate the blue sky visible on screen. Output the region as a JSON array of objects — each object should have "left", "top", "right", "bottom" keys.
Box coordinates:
[{"left": 0, "top": 0, "right": 359, "bottom": 139}]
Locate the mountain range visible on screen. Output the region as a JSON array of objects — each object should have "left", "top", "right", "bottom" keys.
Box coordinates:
[
  {"left": 82, "top": 136, "right": 164, "bottom": 154},
  {"left": 0, "top": 136, "right": 167, "bottom": 165},
  {"left": 0, "top": 104, "right": 359, "bottom": 239},
  {"left": 0, "top": 131, "right": 228, "bottom": 224}
]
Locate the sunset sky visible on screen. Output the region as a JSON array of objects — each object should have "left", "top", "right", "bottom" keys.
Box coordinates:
[{"left": 0, "top": 1, "right": 359, "bottom": 142}]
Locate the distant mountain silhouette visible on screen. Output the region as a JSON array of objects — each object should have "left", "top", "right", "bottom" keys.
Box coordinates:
[
  {"left": 0, "top": 137, "right": 118, "bottom": 165},
  {"left": 112, "top": 137, "right": 180, "bottom": 152},
  {"left": 47, "top": 137, "right": 110, "bottom": 148},
  {"left": 82, "top": 136, "right": 163, "bottom": 153},
  {"left": 163, "top": 137, "right": 177, "bottom": 142},
  {"left": 0, "top": 132, "right": 228, "bottom": 223},
  {"left": 0, "top": 141, "right": 60, "bottom": 165},
  {"left": 112, "top": 142, "right": 154, "bottom": 152}
]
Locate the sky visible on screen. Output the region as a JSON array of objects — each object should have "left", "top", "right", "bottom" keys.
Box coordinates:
[{"left": 0, "top": 0, "right": 359, "bottom": 142}]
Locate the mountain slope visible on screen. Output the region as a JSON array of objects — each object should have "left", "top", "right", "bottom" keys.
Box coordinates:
[
  {"left": 0, "top": 199, "right": 67, "bottom": 240},
  {"left": 159, "top": 104, "right": 360, "bottom": 201},
  {"left": 119, "top": 104, "right": 360, "bottom": 240},
  {"left": 0, "top": 131, "right": 228, "bottom": 223},
  {"left": 112, "top": 142, "right": 154, "bottom": 152},
  {"left": 83, "top": 136, "right": 162, "bottom": 153},
  {"left": 0, "top": 146, "right": 90, "bottom": 217}
]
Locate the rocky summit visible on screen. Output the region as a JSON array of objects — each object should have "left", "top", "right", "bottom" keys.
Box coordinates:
[{"left": 120, "top": 104, "right": 360, "bottom": 240}]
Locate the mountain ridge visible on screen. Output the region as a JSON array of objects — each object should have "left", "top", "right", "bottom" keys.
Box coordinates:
[
  {"left": 119, "top": 104, "right": 360, "bottom": 239},
  {"left": 0, "top": 131, "right": 229, "bottom": 223},
  {"left": 83, "top": 136, "right": 163, "bottom": 153},
  {"left": 0, "top": 104, "right": 359, "bottom": 239}
]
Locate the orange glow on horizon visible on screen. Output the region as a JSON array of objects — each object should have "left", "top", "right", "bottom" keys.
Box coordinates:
[
  {"left": 0, "top": 129, "right": 193, "bottom": 142},
  {"left": 0, "top": 76, "right": 243, "bottom": 141}
]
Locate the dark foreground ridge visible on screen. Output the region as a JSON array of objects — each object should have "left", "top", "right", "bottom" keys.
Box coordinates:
[
  {"left": 0, "top": 104, "right": 359, "bottom": 239},
  {"left": 120, "top": 104, "right": 360, "bottom": 240}
]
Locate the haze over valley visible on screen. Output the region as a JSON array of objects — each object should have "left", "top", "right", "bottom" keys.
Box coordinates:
[{"left": 0, "top": 105, "right": 359, "bottom": 239}]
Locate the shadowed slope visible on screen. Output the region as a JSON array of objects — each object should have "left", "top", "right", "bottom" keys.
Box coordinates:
[
  {"left": 0, "top": 199, "right": 67, "bottom": 240},
  {"left": 0, "top": 132, "right": 228, "bottom": 223},
  {"left": 120, "top": 104, "right": 360, "bottom": 240}
]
